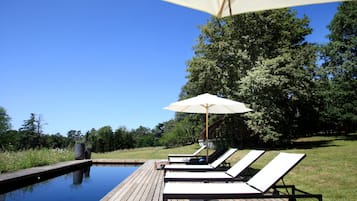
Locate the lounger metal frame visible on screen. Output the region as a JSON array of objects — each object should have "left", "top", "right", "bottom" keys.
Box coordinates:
[{"left": 163, "top": 184, "right": 322, "bottom": 201}]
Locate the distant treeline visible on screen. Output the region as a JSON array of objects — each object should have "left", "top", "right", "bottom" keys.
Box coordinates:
[{"left": 0, "top": 112, "right": 165, "bottom": 152}]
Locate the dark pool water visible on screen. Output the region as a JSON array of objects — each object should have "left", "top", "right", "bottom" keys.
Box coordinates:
[{"left": 0, "top": 165, "right": 138, "bottom": 201}]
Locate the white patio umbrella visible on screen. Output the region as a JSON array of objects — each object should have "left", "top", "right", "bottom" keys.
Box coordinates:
[
  {"left": 164, "top": 93, "right": 252, "bottom": 162},
  {"left": 164, "top": 0, "right": 348, "bottom": 18}
]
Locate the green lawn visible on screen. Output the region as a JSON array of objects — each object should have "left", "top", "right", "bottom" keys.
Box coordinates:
[
  {"left": 92, "top": 145, "right": 204, "bottom": 160},
  {"left": 93, "top": 134, "right": 357, "bottom": 201}
]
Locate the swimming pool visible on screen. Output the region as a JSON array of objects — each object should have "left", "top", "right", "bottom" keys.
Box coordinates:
[{"left": 0, "top": 165, "right": 138, "bottom": 201}]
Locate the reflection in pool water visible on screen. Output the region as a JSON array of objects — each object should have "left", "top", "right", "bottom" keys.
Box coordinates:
[{"left": 0, "top": 165, "right": 138, "bottom": 201}]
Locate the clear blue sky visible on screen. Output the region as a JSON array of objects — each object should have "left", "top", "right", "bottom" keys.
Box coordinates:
[{"left": 0, "top": 0, "right": 341, "bottom": 135}]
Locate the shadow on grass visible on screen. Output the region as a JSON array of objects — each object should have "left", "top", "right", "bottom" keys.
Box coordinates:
[
  {"left": 278, "top": 133, "right": 356, "bottom": 150},
  {"left": 338, "top": 133, "right": 357, "bottom": 141},
  {"left": 289, "top": 139, "right": 337, "bottom": 149},
  {"left": 268, "top": 136, "right": 336, "bottom": 150}
]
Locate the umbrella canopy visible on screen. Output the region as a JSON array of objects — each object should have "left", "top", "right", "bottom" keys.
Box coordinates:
[
  {"left": 164, "top": 0, "right": 348, "bottom": 18},
  {"left": 165, "top": 93, "right": 252, "bottom": 114},
  {"left": 164, "top": 93, "right": 252, "bottom": 162}
]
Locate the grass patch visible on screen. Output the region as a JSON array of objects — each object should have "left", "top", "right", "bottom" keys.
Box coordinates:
[
  {"left": 92, "top": 144, "right": 203, "bottom": 159},
  {"left": 0, "top": 149, "right": 73, "bottom": 173}
]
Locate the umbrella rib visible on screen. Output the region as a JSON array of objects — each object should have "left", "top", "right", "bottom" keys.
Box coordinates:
[
  {"left": 201, "top": 103, "right": 213, "bottom": 108},
  {"left": 217, "top": 0, "right": 226, "bottom": 18}
]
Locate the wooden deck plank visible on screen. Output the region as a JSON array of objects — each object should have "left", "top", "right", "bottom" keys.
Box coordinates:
[
  {"left": 144, "top": 165, "right": 162, "bottom": 201},
  {"left": 130, "top": 162, "right": 154, "bottom": 201},
  {"left": 152, "top": 166, "right": 164, "bottom": 201},
  {"left": 101, "top": 160, "right": 287, "bottom": 201}
]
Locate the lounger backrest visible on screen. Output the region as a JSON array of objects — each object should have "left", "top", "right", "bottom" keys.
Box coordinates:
[
  {"left": 226, "top": 150, "right": 265, "bottom": 177},
  {"left": 247, "top": 152, "right": 306, "bottom": 193},
  {"left": 210, "top": 148, "right": 238, "bottom": 168},
  {"left": 192, "top": 145, "right": 206, "bottom": 156}
]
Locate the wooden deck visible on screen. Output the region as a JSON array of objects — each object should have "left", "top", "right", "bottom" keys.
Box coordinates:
[
  {"left": 101, "top": 160, "right": 286, "bottom": 201},
  {"left": 101, "top": 160, "right": 163, "bottom": 201}
]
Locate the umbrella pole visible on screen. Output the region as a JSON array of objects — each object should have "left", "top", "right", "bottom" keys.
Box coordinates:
[
  {"left": 228, "top": 0, "right": 232, "bottom": 16},
  {"left": 205, "top": 106, "right": 209, "bottom": 163}
]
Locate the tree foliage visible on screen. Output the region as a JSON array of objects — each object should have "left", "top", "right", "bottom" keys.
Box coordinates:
[
  {"left": 319, "top": 1, "right": 357, "bottom": 133},
  {"left": 239, "top": 51, "right": 319, "bottom": 144},
  {"left": 0, "top": 109, "right": 162, "bottom": 152},
  {"left": 0, "top": 106, "right": 11, "bottom": 133},
  {"left": 183, "top": 9, "right": 312, "bottom": 97},
  {"left": 159, "top": 117, "right": 199, "bottom": 148},
  {"left": 180, "top": 9, "right": 317, "bottom": 146},
  {"left": 19, "top": 113, "right": 37, "bottom": 134}
]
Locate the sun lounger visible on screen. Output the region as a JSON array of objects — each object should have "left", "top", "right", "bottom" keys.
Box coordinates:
[
  {"left": 167, "top": 145, "right": 206, "bottom": 163},
  {"left": 168, "top": 147, "right": 227, "bottom": 164},
  {"left": 164, "top": 150, "right": 265, "bottom": 182},
  {"left": 167, "top": 157, "right": 192, "bottom": 163},
  {"left": 168, "top": 145, "right": 206, "bottom": 157},
  {"left": 163, "top": 152, "right": 323, "bottom": 201},
  {"left": 164, "top": 148, "right": 237, "bottom": 171}
]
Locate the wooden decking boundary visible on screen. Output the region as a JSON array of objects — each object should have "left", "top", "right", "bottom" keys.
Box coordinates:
[
  {"left": 0, "top": 159, "right": 92, "bottom": 194},
  {"left": 92, "top": 159, "right": 146, "bottom": 165}
]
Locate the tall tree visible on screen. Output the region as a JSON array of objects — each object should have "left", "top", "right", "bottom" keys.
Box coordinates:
[
  {"left": 113, "top": 127, "right": 126, "bottom": 150},
  {"left": 181, "top": 8, "right": 317, "bottom": 145},
  {"left": 319, "top": 1, "right": 357, "bottom": 133},
  {"left": 97, "top": 126, "right": 114, "bottom": 152},
  {"left": 239, "top": 49, "right": 319, "bottom": 143},
  {"left": 0, "top": 106, "right": 11, "bottom": 133},
  {"left": 19, "top": 113, "right": 41, "bottom": 149},
  {"left": 67, "top": 130, "right": 83, "bottom": 142},
  {"left": 182, "top": 9, "right": 312, "bottom": 98},
  {"left": 20, "top": 113, "right": 37, "bottom": 133},
  {"left": 85, "top": 128, "right": 97, "bottom": 150}
]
